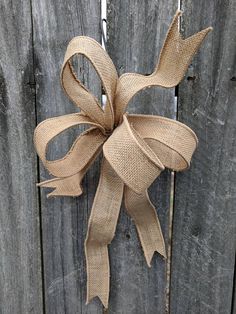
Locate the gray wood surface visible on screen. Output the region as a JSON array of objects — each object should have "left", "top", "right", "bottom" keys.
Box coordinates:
[
  {"left": 32, "top": 0, "right": 102, "bottom": 313},
  {"left": 170, "top": 1, "right": 236, "bottom": 313},
  {"left": 107, "top": 1, "right": 177, "bottom": 313},
  {"left": 1, "top": 1, "right": 236, "bottom": 313},
  {"left": 0, "top": 1, "right": 43, "bottom": 313}
]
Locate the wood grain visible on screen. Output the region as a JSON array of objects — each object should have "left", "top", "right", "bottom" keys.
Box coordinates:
[
  {"left": 107, "top": 1, "right": 177, "bottom": 313},
  {"left": 0, "top": 0, "right": 43, "bottom": 313},
  {"left": 32, "top": 0, "right": 102, "bottom": 313},
  {"left": 170, "top": 1, "right": 236, "bottom": 313}
]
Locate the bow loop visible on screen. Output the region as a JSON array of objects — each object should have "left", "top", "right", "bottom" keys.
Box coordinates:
[
  {"left": 34, "top": 113, "right": 106, "bottom": 178},
  {"left": 127, "top": 114, "right": 198, "bottom": 171},
  {"left": 61, "top": 36, "right": 118, "bottom": 130}
]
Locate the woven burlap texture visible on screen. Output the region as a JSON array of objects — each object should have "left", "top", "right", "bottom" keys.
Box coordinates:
[{"left": 34, "top": 10, "right": 212, "bottom": 308}]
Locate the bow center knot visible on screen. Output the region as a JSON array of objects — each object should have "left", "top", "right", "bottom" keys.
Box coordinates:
[
  {"left": 101, "top": 114, "right": 125, "bottom": 137},
  {"left": 103, "top": 128, "right": 113, "bottom": 137}
]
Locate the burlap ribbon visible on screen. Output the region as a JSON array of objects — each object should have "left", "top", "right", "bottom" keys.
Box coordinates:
[{"left": 34, "top": 11, "right": 212, "bottom": 308}]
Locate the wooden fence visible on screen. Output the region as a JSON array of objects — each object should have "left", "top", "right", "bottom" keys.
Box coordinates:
[{"left": 0, "top": 0, "right": 235, "bottom": 313}]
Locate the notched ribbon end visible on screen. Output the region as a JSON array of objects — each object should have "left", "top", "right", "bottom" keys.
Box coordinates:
[
  {"left": 145, "top": 246, "right": 167, "bottom": 268},
  {"left": 86, "top": 294, "right": 109, "bottom": 310},
  {"left": 36, "top": 178, "right": 83, "bottom": 198}
]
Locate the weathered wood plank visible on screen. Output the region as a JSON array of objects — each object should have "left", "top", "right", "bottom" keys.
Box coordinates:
[
  {"left": 32, "top": 0, "right": 102, "bottom": 313},
  {"left": 170, "top": 1, "right": 236, "bottom": 313},
  {"left": 107, "top": 1, "right": 177, "bottom": 313},
  {"left": 0, "top": 0, "right": 43, "bottom": 313}
]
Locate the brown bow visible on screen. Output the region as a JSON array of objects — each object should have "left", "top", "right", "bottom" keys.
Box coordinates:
[{"left": 34, "top": 10, "right": 212, "bottom": 308}]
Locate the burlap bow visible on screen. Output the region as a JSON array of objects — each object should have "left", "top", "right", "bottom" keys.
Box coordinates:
[{"left": 34, "top": 11, "right": 212, "bottom": 308}]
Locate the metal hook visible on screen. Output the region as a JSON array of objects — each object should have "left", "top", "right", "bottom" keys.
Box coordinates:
[{"left": 101, "top": 18, "right": 107, "bottom": 51}]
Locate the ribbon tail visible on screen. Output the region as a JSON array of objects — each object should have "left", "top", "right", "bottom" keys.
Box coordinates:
[
  {"left": 124, "top": 186, "right": 166, "bottom": 266},
  {"left": 85, "top": 158, "right": 124, "bottom": 308},
  {"left": 37, "top": 171, "right": 85, "bottom": 197}
]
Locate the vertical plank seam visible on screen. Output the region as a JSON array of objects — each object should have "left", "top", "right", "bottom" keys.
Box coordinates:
[
  {"left": 165, "top": 171, "right": 175, "bottom": 314},
  {"left": 100, "top": 2, "right": 107, "bottom": 314},
  {"left": 230, "top": 252, "right": 236, "bottom": 314},
  {"left": 167, "top": 40, "right": 180, "bottom": 314},
  {"left": 29, "top": 0, "right": 46, "bottom": 312},
  {"left": 168, "top": 1, "right": 181, "bottom": 311}
]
